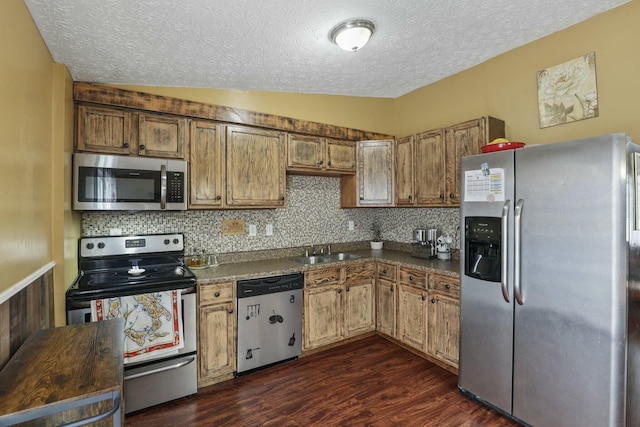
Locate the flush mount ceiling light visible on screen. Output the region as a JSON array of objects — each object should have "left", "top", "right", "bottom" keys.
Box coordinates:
[{"left": 330, "top": 19, "right": 375, "bottom": 52}]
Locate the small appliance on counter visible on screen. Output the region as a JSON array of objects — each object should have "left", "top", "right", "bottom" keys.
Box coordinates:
[
  {"left": 436, "top": 235, "right": 453, "bottom": 260},
  {"left": 411, "top": 228, "right": 438, "bottom": 259}
]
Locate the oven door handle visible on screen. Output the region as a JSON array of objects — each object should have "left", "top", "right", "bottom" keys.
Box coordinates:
[{"left": 124, "top": 356, "right": 195, "bottom": 381}]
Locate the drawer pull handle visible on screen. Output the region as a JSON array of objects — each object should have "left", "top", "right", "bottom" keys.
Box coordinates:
[
  {"left": 382, "top": 269, "right": 387, "bottom": 274},
  {"left": 445, "top": 284, "right": 450, "bottom": 290},
  {"left": 431, "top": 298, "right": 436, "bottom": 304},
  {"left": 409, "top": 276, "right": 414, "bottom": 281},
  {"left": 421, "top": 295, "right": 426, "bottom": 301},
  {"left": 214, "top": 291, "right": 220, "bottom": 297}
]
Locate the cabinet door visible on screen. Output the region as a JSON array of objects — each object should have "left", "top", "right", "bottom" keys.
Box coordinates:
[
  {"left": 398, "top": 284, "right": 428, "bottom": 353},
  {"left": 325, "top": 139, "right": 355, "bottom": 172},
  {"left": 428, "top": 293, "right": 460, "bottom": 367},
  {"left": 226, "top": 125, "right": 286, "bottom": 207},
  {"left": 287, "top": 134, "right": 323, "bottom": 170},
  {"left": 345, "top": 281, "right": 375, "bottom": 337},
  {"left": 189, "top": 121, "right": 224, "bottom": 208},
  {"left": 76, "top": 105, "right": 133, "bottom": 154},
  {"left": 357, "top": 140, "right": 394, "bottom": 206},
  {"left": 414, "top": 129, "right": 445, "bottom": 205},
  {"left": 138, "top": 113, "right": 186, "bottom": 158},
  {"left": 444, "top": 118, "right": 483, "bottom": 205},
  {"left": 395, "top": 135, "right": 415, "bottom": 206},
  {"left": 198, "top": 302, "right": 236, "bottom": 387},
  {"left": 303, "top": 284, "right": 343, "bottom": 350},
  {"left": 376, "top": 279, "right": 396, "bottom": 338}
]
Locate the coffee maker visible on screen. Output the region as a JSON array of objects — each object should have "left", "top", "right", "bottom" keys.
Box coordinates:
[{"left": 411, "top": 228, "right": 438, "bottom": 259}]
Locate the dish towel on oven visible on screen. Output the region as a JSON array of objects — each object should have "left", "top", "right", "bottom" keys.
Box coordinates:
[{"left": 91, "top": 290, "right": 184, "bottom": 364}]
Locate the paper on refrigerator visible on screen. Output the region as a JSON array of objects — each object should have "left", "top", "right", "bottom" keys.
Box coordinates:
[{"left": 464, "top": 164, "right": 505, "bottom": 202}]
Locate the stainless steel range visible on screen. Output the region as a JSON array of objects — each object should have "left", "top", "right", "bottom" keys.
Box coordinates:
[{"left": 66, "top": 233, "right": 197, "bottom": 414}]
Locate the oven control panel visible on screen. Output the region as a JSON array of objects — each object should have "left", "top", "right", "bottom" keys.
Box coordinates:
[{"left": 79, "top": 233, "right": 184, "bottom": 258}]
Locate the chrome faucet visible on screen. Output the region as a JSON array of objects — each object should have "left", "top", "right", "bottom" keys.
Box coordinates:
[{"left": 326, "top": 244, "right": 332, "bottom": 255}]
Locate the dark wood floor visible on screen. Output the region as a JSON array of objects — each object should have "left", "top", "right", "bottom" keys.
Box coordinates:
[{"left": 126, "top": 335, "right": 518, "bottom": 426}]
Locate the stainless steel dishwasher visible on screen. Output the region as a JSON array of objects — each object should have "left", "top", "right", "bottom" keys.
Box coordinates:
[{"left": 236, "top": 273, "right": 304, "bottom": 374}]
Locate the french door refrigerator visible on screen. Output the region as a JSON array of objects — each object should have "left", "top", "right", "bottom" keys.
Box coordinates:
[{"left": 458, "top": 133, "right": 640, "bottom": 426}]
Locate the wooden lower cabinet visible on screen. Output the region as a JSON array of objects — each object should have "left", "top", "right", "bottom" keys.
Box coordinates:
[
  {"left": 303, "top": 262, "right": 375, "bottom": 351},
  {"left": 344, "top": 265, "right": 376, "bottom": 337},
  {"left": 303, "top": 283, "right": 343, "bottom": 349},
  {"left": 376, "top": 278, "right": 397, "bottom": 337},
  {"left": 397, "top": 283, "right": 428, "bottom": 353},
  {"left": 427, "top": 274, "right": 460, "bottom": 368},
  {"left": 198, "top": 282, "right": 236, "bottom": 388}
]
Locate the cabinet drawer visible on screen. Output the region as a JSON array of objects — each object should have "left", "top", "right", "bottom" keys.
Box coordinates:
[
  {"left": 345, "top": 262, "right": 375, "bottom": 282},
  {"left": 200, "top": 282, "right": 234, "bottom": 306},
  {"left": 398, "top": 267, "right": 427, "bottom": 289},
  {"left": 377, "top": 262, "right": 397, "bottom": 281},
  {"left": 429, "top": 274, "right": 460, "bottom": 297},
  {"left": 305, "top": 267, "right": 342, "bottom": 287}
]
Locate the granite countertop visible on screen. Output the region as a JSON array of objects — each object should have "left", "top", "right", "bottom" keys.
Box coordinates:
[{"left": 193, "top": 248, "right": 460, "bottom": 285}]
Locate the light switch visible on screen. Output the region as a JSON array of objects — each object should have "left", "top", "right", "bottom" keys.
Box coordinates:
[
  {"left": 248, "top": 224, "right": 257, "bottom": 236},
  {"left": 266, "top": 224, "right": 274, "bottom": 236},
  {"left": 348, "top": 221, "right": 354, "bottom": 231}
]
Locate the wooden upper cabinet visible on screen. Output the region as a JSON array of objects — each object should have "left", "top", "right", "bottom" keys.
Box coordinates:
[
  {"left": 325, "top": 138, "right": 355, "bottom": 172},
  {"left": 287, "top": 134, "right": 323, "bottom": 170},
  {"left": 76, "top": 104, "right": 133, "bottom": 154},
  {"left": 394, "top": 135, "right": 415, "bottom": 206},
  {"left": 189, "top": 120, "right": 224, "bottom": 208},
  {"left": 138, "top": 113, "right": 187, "bottom": 158},
  {"left": 287, "top": 134, "right": 355, "bottom": 174},
  {"left": 225, "top": 125, "right": 286, "bottom": 208},
  {"left": 76, "top": 104, "right": 187, "bottom": 159},
  {"left": 356, "top": 140, "right": 395, "bottom": 206},
  {"left": 414, "top": 129, "right": 446, "bottom": 205},
  {"left": 445, "top": 116, "right": 504, "bottom": 204}
]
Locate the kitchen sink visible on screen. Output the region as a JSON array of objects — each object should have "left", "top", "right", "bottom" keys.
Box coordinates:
[{"left": 290, "top": 252, "right": 361, "bottom": 265}]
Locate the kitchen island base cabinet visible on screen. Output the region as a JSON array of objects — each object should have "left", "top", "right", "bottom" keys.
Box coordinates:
[{"left": 198, "top": 282, "right": 236, "bottom": 388}]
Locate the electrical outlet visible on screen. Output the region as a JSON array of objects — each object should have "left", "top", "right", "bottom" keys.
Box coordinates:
[
  {"left": 109, "top": 228, "right": 122, "bottom": 236},
  {"left": 248, "top": 224, "right": 257, "bottom": 236},
  {"left": 266, "top": 224, "right": 273, "bottom": 236},
  {"left": 348, "top": 221, "right": 354, "bottom": 231}
]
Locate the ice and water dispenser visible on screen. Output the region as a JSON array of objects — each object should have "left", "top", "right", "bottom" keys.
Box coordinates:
[{"left": 464, "top": 217, "right": 502, "bottom": 282}]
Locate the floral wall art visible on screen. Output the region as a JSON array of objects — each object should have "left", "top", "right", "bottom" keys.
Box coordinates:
[{"left": 537, "top": 52, "right": 598, "bottom": 128}]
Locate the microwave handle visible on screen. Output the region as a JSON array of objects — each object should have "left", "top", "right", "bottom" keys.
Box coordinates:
[{"left": 160, "top": 164, "right": 167, "bottom": 209}]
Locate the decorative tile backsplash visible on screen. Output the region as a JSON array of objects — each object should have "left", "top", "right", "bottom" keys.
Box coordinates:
[{"left": 82, "top": 175, "right": 460, "bottom": 255}]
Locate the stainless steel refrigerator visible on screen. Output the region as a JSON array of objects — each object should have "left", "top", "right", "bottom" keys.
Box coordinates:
[{"left": 458, "top": 133, "right": 640, "bottom": 426}]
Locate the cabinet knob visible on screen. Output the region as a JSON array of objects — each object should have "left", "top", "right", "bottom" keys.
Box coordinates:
[
  {"left": 450, "top": 193, "right": 455, "bottom": 199},
  {"left": 382, "top": 269, "right": 387, "bottom": 274},
  {"left": 409, "top": 276, "right": 414, "bottom": 281},
  {"left": 318, "top": 160, "right": 323, "bottom": 165},
  {"left": 431, "top": 298, "right": 436, "bottom": 304},
  {"left": 216, "top": 195, "right": 222, "bottom": 200},
  {"left": 228, "top": 309, "right": 234, "bottom": 314},
  {"left": 337, "top": 289, "right": 342, "bottom": 294},
  {"left": 408, "top": 195, "right": 412, "bottom": 200},
  {"left": 139, "top": 144, "right": 145, "bottom": 149},
  {"left": 422, "top": 295, "right": 427, "bottom": 301},
  {"left": 327, "top": 161, "right": 332, "bottom": 166},
  {"left": 214, "top": 291, "right": 220, "bottom": 297},
  {"left": 440, "top": 194, "right": 445, "bottom": 199},
  {"left": 445, "top": 284, "right": 450, "bottom": 290},
  {"left": 123, "top": 142, "right": 129, "bottom": 148},
  {"left": 390, "top": 287, "right": 394, "bottom": 292},
  {"left": 279, "top": 196, "right": 285, "bottom": 201},
  {"left": 346, "top": 287, "right": 350, "bottom": 292},
  {"left": 359, "top": 197, "right": 364, "bottom": 200}
]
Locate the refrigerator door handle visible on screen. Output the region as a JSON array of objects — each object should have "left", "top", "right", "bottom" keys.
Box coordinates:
[
  {"left": 514, "top": 199, "right": 524, "bottom": 305},
  {"left": 501, "top": 200, "right": 511, "bottom": 303}
]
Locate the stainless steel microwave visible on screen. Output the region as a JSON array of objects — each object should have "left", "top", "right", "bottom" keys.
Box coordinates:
[{"left": 73, "top": 153, "right": 187, "bottom": 211}]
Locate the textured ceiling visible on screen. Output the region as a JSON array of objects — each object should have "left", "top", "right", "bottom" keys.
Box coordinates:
[{"left": 25, "top": 0, "right": 629, "bottom": 98}]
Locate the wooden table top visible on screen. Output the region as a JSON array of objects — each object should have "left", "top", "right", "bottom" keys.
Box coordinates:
[{"left": 0, "top": 319, "right": 124, "bottom": 419}]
